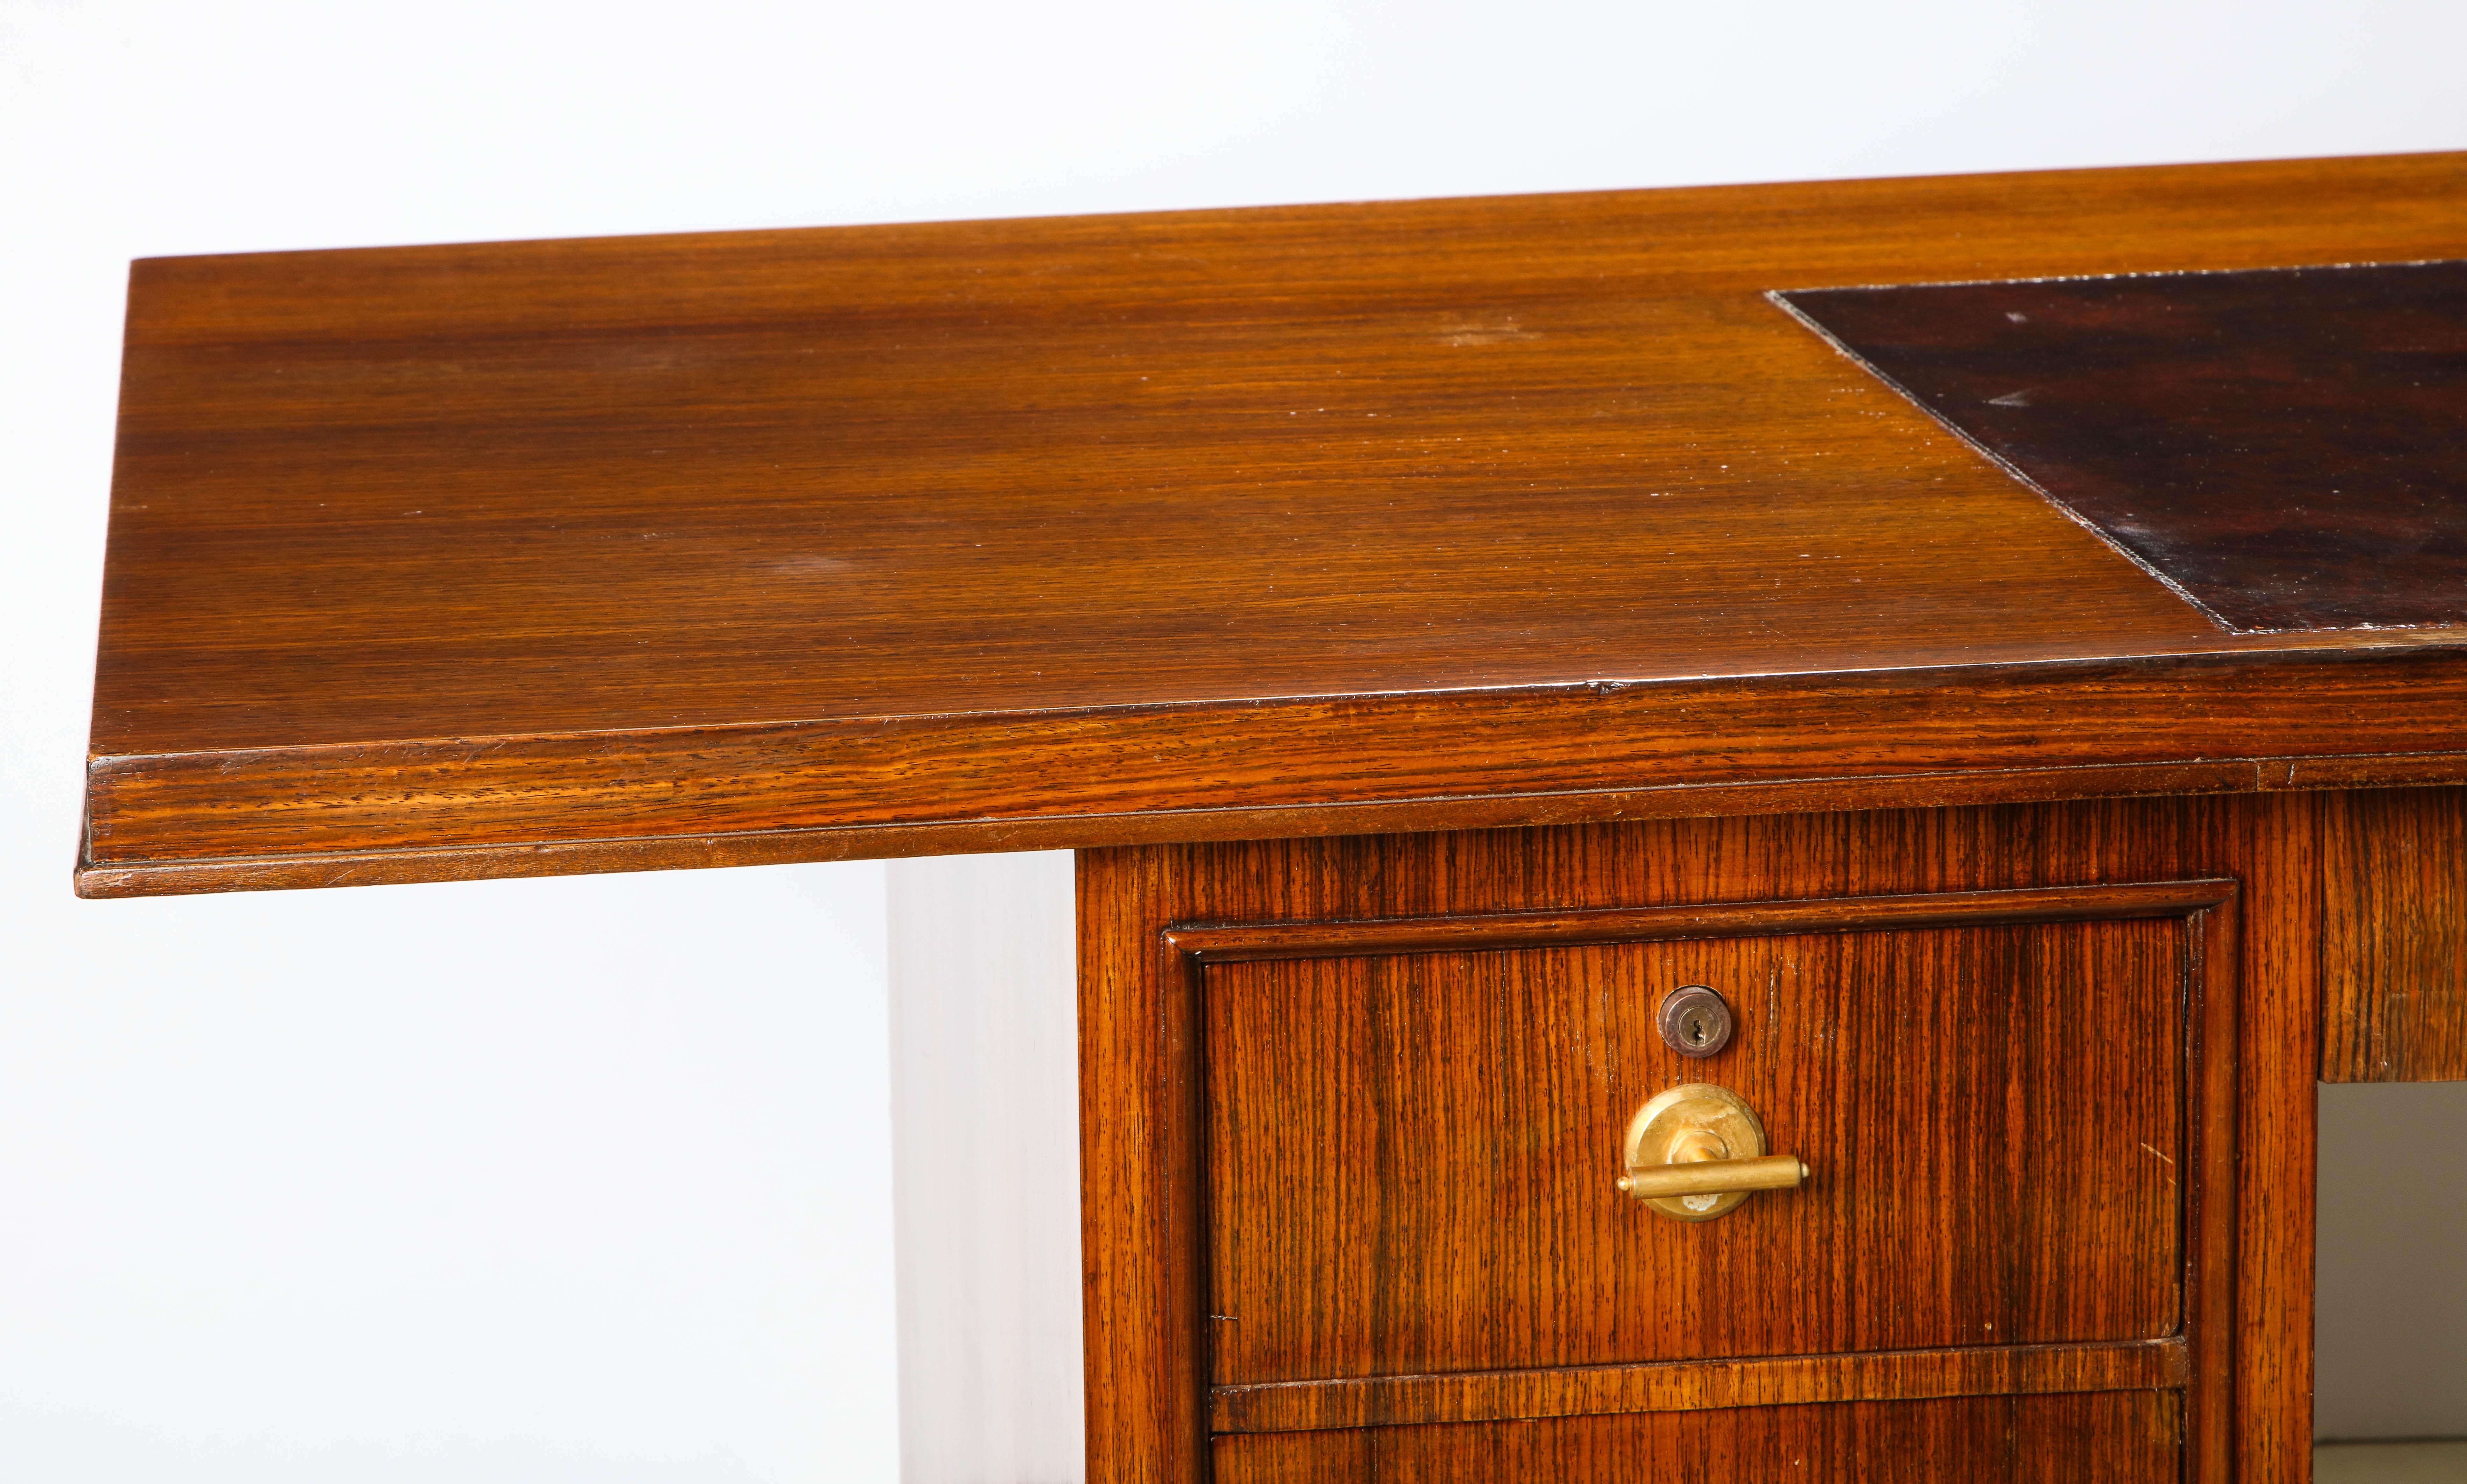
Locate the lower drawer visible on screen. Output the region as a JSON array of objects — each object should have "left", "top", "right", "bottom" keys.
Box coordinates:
[{"left": 1213, "top": 1393, "right": 2179, "bottom": 1484}]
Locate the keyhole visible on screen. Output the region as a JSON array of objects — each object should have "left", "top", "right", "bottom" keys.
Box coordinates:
[{"left": 1658, "top": 985, "right": 1734, "bottom": 1058}]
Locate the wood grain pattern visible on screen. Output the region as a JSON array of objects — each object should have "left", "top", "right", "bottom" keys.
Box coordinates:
[
  {"left": 1199, "top": 907, "right": 2201, "bottom": 1382},
  {"left": 1781, "top": 260, "right": 2467, "bottom": 632},
  {"left": 84, "top": 151, "right": 2467, "bottom": 894},
  {"left": 1210, "top": 1392, "right": 2180, "bottom": 1484},
  {"left": 1077, "top": 798, "right": 2310, "bottom": 1483},
  {"left": 2233, "top": 792, "right": 2317, "bottom": 1484},
  {"left": 1209, "top": 1338, "right": 2186, "bottom": 1432},
  {"left": 73, "top": 745, "right": 2467, "bottom": 898},
  {"left": 1080, "top": 845, "right": 1212, "bottom": 1484},
  {"left": 79, "top": 651, "right": 2467, "bottom": 896},
  {"left": 1166, "top": 878, "right": 2234, "bottom": 960},
  {"left": 2319, "top": 786, "right": 2467, "bottom": 1081}
]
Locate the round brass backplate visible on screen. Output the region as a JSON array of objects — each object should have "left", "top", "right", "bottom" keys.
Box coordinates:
[{"left": 1621, "top": 1083, "right": 1770, "bottom": 1221}]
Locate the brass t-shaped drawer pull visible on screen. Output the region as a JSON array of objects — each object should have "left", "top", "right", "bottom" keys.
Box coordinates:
[
  {"left": 1616, "top": 1153, "right": 1808, "bottom": 1200},
  {"left": 1619, "top": 1083, "right": 1811, "bottom": 1221}
]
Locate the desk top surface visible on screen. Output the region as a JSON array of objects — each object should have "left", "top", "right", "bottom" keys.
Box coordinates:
[{"left": 81, "top": 151, "right": 2467, "bottom": 895}]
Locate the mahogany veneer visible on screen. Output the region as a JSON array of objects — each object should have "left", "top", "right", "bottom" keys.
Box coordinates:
[
  {"left": 81, "top": 151, "right": 2467, "bottom": 1483},
  {"left": 1082, "top": 799, "right": 2313, "bottom": 1483},
  {"left": 1209, "top": 1393, "right": 2180, "bottom": 1484},
  {"left": 77, "top": 150, "right": 2467, "bottom": 897}
]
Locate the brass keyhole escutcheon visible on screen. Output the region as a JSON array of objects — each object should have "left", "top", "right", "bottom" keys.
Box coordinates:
[{"left": 1618, "top": 1083, "right": 1808, "bottom": 1222}]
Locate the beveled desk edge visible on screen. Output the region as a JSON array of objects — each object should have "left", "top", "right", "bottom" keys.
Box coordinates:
[{"left": 80, "top": 643, "right": 2467, "bottom": 895}]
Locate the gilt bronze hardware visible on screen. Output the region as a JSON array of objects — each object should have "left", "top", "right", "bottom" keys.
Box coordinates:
[{"left": 1618, "top": 1082, "right": 1808, "bottom": 1221}]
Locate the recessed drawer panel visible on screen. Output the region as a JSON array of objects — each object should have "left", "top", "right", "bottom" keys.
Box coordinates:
[
  {"left": 1199, "top": 888, "right": 2209, "bottom": 1388},
  {"left": 1211, "top": 1393, "right": 2179, "bottom": 1484}
]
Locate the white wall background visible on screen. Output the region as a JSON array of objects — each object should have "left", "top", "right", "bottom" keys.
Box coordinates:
[
  {"left": 5, "top": 2, "right": 2465, "bottom": 1479},
  {"left": 888, "top": 854, "right": 1080, "bottom": 1484}
]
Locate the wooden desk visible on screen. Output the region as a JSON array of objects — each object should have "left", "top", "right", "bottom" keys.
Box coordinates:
[{"left": 80, "top": 151, "right": 2467, "bottom": 1481}]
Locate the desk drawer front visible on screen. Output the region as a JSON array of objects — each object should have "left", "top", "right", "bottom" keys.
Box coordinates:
[
  {"left": 1086, "top": 818, "right": 2265, "bottom": 1484},
  {"left": 1194, "top": 885, "right": 2224, "bottom": 1391}
]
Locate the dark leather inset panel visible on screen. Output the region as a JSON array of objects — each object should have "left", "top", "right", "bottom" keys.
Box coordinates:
[{"left": 1779, "top": 260, "right": 2467, "bottom": 632}]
